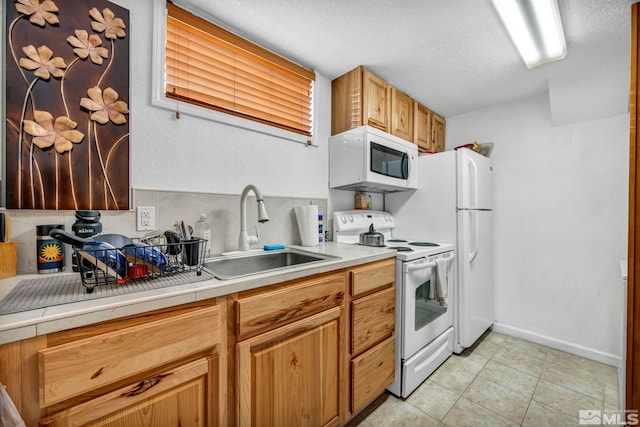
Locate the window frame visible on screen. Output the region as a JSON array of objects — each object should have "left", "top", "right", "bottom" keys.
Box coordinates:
[{"left": 151, "top": 0, "right": 317, "bottom": 146}]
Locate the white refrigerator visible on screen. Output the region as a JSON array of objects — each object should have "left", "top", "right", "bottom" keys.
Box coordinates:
[{"left": 386, "top": 148, "right": 494, "bottom": 353}]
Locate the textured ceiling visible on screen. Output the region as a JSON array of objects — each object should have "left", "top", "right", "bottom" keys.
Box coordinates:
[{"left": 176, "top": 0, "right": 633, "bottom": 118}]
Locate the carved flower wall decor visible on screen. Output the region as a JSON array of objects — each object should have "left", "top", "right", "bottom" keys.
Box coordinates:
[
  {"left": 15, "top": 0, "right": 59, "bottom": 27},
  {"left": 81, "top": 86, "right": 129, "bottom": 125},
  {"left": 19, "top": 44, "right": 67, "bottom": 79},
  {"left": 23, "top": 110, "right": 84, "bottom": 153},
  {"left": 67, "top": 30, "right": 109, "bottom": 65},
  {"left": 90, "top": 7, "right": 126, "bottom": 39},
  {"left": 5, "top": 0, "right": 130, "bottom": 210}
]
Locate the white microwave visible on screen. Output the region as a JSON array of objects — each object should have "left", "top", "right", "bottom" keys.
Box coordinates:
[{"left": 329, "top": 126, "right": 418, "bottom": 193}]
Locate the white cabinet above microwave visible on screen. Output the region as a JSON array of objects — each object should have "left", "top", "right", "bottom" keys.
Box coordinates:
[{"left": 329, "top": 126, "right": 419, "bottom": 193}]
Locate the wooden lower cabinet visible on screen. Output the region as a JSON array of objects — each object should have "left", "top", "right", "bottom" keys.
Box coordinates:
[
  {"left": 0, "top": 301, "right": 225, "bottom": 427},
  {"left": 348, "top": 258, "right": 396, "bottom": 414},
  {"left": 236, "top": 308, "right": 342, "bottom": 427},
  {"left": 0, "top": 259, "right": 396, "bottom": 427},
  {"left": 233, "top": 260, "right": 396, "bottom": 425}
]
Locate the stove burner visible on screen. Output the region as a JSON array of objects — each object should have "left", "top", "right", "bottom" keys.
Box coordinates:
[
  {"left": 387, "top": 239, "right": 408, "bottom": 243},
  {"left": 388, "top": 246, "right": 413, "bottom": 252},
  {"left": 409, "top": 242, "right": 440, "bottom": 247}
]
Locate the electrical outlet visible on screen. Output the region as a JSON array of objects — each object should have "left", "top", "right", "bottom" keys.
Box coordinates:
[{"left": 136, "top": 206, "right": 155, "bottom": 231}]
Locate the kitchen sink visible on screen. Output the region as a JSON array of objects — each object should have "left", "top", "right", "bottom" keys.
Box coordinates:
[{"left": 202, "top": 248, "right": 340, "bottom": 280}]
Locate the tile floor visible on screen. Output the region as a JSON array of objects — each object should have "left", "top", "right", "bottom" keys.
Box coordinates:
[{"left": 350, "top": 331, "right": 620, "bottom": 426}]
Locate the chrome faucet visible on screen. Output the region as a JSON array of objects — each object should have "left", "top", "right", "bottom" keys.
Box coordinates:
[{"left": 238, "top": 184, "right": 269, "bottom": 251}]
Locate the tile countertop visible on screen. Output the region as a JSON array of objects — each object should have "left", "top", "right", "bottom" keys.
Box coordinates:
[{"left": 0, "top": 242, "right": 395, "bottom": 346}]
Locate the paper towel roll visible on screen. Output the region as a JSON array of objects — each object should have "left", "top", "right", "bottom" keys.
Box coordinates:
[{"left": 294, "top": 205, "right": 319, "bottom": 247}]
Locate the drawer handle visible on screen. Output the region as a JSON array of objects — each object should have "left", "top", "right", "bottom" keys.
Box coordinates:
[
  {"left": 121, "top": 373, "right": 172, "bottom": 397},
  {"left": 90, "top": 367, "right": 104, "bottom": 379}
]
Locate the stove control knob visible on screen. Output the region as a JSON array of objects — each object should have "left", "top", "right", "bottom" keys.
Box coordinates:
[
  {"left": 348, "top": 215, "right": 353, "bottom": 222},
  {"left": 340, "top": 216, "right": 346, "bottom": 224}
]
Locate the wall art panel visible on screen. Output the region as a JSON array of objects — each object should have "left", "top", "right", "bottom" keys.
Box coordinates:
[{"left": 5, "top": 0, "right": 130, "bottom": 210}]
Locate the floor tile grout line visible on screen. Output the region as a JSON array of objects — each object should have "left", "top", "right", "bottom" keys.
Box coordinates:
[{"left": 519, "top": 374, "right": 544, "bottom": 427}]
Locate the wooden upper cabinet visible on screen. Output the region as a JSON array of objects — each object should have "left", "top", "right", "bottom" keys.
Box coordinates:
[
  {"left": 331, "top": 66, "right": 445, "bottom": 151},
  {"left": 362, "top": 68, "right": 389, "bottom": 132},
  {"left": 331, "top": 67, "right": 362, "bottom": 135},
  {"left": 413, "top": 102, "right": 433, "bottom": 153},
  {"left": 331, "top": 66, "right": 392, "bottom": 136},
  {"left": 414, "top": 102, "right": 446, "bottom": 154},
  {"left": 390, "top": 87, "right": 413, "bottom": 141},
  {"left": 432, "top": 112, "right": 446, "bottom": 153}
]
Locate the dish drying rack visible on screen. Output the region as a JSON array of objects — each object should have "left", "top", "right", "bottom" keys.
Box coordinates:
[{"left": 76, "top": 236, "right": 207, "bottom": 293}]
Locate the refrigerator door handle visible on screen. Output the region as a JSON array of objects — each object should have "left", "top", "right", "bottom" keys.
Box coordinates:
[
  {"left": 469, "top": 210, "right": 479, "bottom": 263},
  {"left": 468, "top": 156, "right": 478, "bottom": 208}
]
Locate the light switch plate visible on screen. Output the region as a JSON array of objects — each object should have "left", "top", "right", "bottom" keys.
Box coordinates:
[{"left": 136, "top": 206, "right": 155, "bottom": 231}]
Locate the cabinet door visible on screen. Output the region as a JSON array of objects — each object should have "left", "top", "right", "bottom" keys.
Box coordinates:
[
  {"left": 237, "top": 308, "right": 342, "bottom": 427},
  {"left": 432, "top": 113, "right": 446, "bottom": 152},
  {"left": 40, "top": 358, "right": 209, "bottom": 427},
  {"left": 390, "top": 88, "right": 413, "bottom": 141},
  {"left": 362, "top": 68, "right": 389, "bottom": 131},
  {"left": 413, "top": 103, "right": 433, "bottom": 153}
]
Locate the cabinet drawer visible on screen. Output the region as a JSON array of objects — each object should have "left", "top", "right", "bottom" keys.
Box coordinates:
[
  {"left": 40, "top": 358, "right": 209, "bottom": 426},
  {"left": 352, "top": 286, "right": 395, "bottom": 356},
  {"left": 351, "top": 335, "right": 395, "bottom": 414},
  {"left": 236, "top": 272, "right": 345, "bottom": 340},
  {"left": 350, "top": 258, "right": 395, "bottom": 297},
  {"left": 39, "top": 306, "right": 220, "bottom": 407}
]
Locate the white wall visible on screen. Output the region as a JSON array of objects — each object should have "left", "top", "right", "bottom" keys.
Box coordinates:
[
  {"left": 110, "top": 0, "right": 331, "bottom": 199},
  {"left": 447, "top": 92, "right": 629, "bottom": 363}
]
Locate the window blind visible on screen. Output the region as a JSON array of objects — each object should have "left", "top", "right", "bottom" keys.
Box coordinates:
[{"left": 165, "top": 3, "right": 315, "bottom": 136}]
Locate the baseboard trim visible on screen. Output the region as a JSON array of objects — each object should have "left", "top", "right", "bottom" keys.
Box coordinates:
[{"left": 492, "top": 322, "right": 622, "bottom": 367}]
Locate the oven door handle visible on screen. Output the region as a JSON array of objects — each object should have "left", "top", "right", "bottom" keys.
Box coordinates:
[{"left": 404, "top": 260, "right": 437, "bottom": 272}]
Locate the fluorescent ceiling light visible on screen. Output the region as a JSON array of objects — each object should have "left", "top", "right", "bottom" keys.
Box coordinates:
[{"left": 491, "top": 0, "right": 567, "bottom": 68}]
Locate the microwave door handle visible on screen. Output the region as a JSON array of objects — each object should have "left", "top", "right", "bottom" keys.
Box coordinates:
[{"left": 401, "top": 152, "right": 409, "bottom": 179}]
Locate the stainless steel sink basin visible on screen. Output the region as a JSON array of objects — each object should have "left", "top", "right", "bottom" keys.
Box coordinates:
[{"left": 202, "top": 248, "right": 340, "bottom": 280}]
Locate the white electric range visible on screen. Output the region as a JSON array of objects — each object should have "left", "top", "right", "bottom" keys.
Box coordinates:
[{"left": 333, "top": 210, "right": 455, "bottom": 398}]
